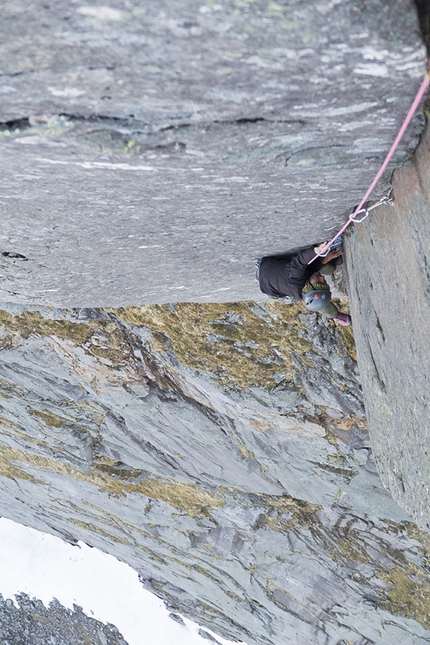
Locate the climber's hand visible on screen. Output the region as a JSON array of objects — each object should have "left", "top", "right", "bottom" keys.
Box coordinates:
[
  {"left": 314, "top": 242, "right": 343, "bottom": 264},
  {"left": 322, "top": 246, "right": 343, "bottom": 264}
]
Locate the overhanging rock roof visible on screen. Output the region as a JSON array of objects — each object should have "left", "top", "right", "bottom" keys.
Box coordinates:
[{"left": 0, "top": 0, "right": 427, "bottom": 306}]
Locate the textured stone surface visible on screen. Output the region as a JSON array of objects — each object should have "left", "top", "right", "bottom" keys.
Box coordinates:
[
  {"left": 0, "top": 593, "right": 129, "bottom": 645},
  {"left": 0, "top": 0, "right": 426, "bottom": 306},
  {"left": 345, "top": 121, "right": 430, "bottom": 530},
  {"left": 1, "top": 1, "right": 430, "bottom": 643},
  {"left": 0, "top": 303, "right": 429, "bottom": 645}
]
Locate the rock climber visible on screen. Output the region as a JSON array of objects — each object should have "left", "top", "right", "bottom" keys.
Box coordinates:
[{"left": 257, "top": 241, "right": 352, "bottom": 326}]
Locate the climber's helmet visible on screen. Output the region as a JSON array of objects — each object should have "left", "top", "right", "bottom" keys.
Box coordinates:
[{"left": 302, "top": 289, "right": 332, "bottom": 312}]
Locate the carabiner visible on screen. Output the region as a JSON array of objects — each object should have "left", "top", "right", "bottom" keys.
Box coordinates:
[{"left": 349, "top": 208, "right": 369, "bottom": 223}]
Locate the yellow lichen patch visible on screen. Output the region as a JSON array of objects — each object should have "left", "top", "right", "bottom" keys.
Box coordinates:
[
  {"left": 0, "top": 452, "right": 41, "bottom": 483},
  {"left": 134, "top": 478, "right": 225, "bottom": 517},
  {"left": 81, "top": 500, "right": 160, "bottom": 544},
  {"left": 0, "top": 414, "right": 43, "bottom": 448},
  {"left": 0, "top": 310, "right": 132, "bottom": 367},
  {"left": 377, "top": 563, "right": 430, "bottom": 630},
  {"left": 0, "top": 445, "right": 88, "bottom": 485},
  {"left": 266, "top": 495, "right": 321, "bottom": 515},
  {"left": 338, "top": 325, "right": 356, "bottom": 362},
  {"left": 68, "top": 518, "right": 132, "bottom": 546},
  {"left": 254, "top": 494, "right": 321, "bottom": 532},
  {"left": 0, "top": 310, "right": 94, "bottom": 346},
  {"left": 0, "top": 377, "right": 26, "bottom": 399},
  {"left": 0, "top": 444, "right": 224, "bottom": 517},
  {"left": 332, "top": 299, "right": 356, "bottom": 361},
  {"left": 0, "top": 415, "right": 23, "bottom": 433},
  {"left": 337, "top": 538, "right": 372, "bottom": 566},
  {"left": 148, "top": 331, "right": 170, "bottom": 354},
  {"left": 113, "top": 301, "right": 313, "bottom": 389},
  {"left": 85, "top": 323, "right": 133, "bottom": 367},
  {"left": 92, "top": 456, "right": 143, "bottom": 480},
  {"left": 332, "top": 418, "right": 356, "bottom": 432},
  {"left": 237, "top": 444, "right": 256, "bottom": 460},
  {"left": 30, "top": 409, "right": 66, "bottom": 428}
]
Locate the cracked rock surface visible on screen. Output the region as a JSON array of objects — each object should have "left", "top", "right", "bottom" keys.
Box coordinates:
[
  {"left": 0, "top": 593, "right": 129, "bottom": 645},
  {"left": 345, "top": 122, "right": 430, "bottom": 530},
  {"left": 0, "top": 0, "right": 426, "bottom": 306},
  {"left": 1, "top": 1, "right": 430, "bottom": 644},
  {"left": 0, "top": 302, "right": 429, "bottom": 645}
]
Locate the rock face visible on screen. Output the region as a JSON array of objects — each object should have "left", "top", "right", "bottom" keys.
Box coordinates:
[
  {"left": 0, "top": 303, "right": 430, "bottom": 645},
  {"left": 1, "top": 1, "right": 430, "bottom": 644},
  {"left": 0, "top": 593, "right": 129, "bottom": 645},
  {"left": 345, "top": 121, "right": 430, "bottom": 530},
  {"left": 0, "top": 0, "right": 426, "bottom": 306}
]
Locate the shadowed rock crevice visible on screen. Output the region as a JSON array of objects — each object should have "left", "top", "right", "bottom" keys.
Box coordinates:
[
  {"left": 0, "top": 111, "right": 309, "bottom": 168},
  {"left": 414, "top": 0, "right": 430, "bottom": 51}
]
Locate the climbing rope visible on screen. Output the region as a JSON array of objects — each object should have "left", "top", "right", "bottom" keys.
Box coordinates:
[{"left": 309, "top": 62, "right": 430, "bottom": 265}]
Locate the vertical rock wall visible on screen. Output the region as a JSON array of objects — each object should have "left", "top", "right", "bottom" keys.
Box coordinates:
[{"left": 345, "top": 120, "right": 430, "bottom": 529}]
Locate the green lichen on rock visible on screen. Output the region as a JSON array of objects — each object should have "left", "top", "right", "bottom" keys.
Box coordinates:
[
  {"left": 251, "top": 488, "right": 430, "bottom": 633},
  {"left": 136, "top": 478, "right": 225, "bottom": 517},
  {"left": 372, "top": 522, "right": 430, "bottom": 629},
  {"left": 30, "top": 409, "right": 67, "bottom": 429},
  {"left": 377, "top": 562, "right": 430, "bottom": 629},
  {"left": 3, "top": 303, "right": 428, "bottom": 641},
  {"left": 0, "top": 377, "right": 26, "bottom": 400},
  {"left": 92, "top": 456, "right": 143, "bottom": 480},
  {"left": 0, "top": 309, "right": 134, "bottom": 367},
  {"left": 0, "top": 310, "right": 94, "bottom": 346},
  {"left": 0, "top": 450, "right": 41, "bottom": 484},
  {"left": 68, "top": 518, "right": 132, "bottom": 546},
  {"left": 255, "top": 494, "right": 322, "bottom": 532},
  {"left": 114, "top": 301, "right": 314, "bottom": 389},
  {"left": 237, "top": 444, "right": 256, "bottom": 460},
  {"left": 0, "top": 443, "right": 224, "bottom": 518},
  {"left": 0, "top": 304, "right": 359, "bottom": 396}
]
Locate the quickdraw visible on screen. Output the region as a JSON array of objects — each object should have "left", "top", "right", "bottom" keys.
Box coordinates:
[
  {"left": 348, "top": 192, "right": 393, "bottom": 224},
  {"left": 317, "top": 193, "right": 394, "bottom": 256}
]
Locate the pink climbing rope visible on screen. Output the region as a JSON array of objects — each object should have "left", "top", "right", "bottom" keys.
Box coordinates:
[{"left": 308, "top": 63, "right": 430, "bottom": 265}]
